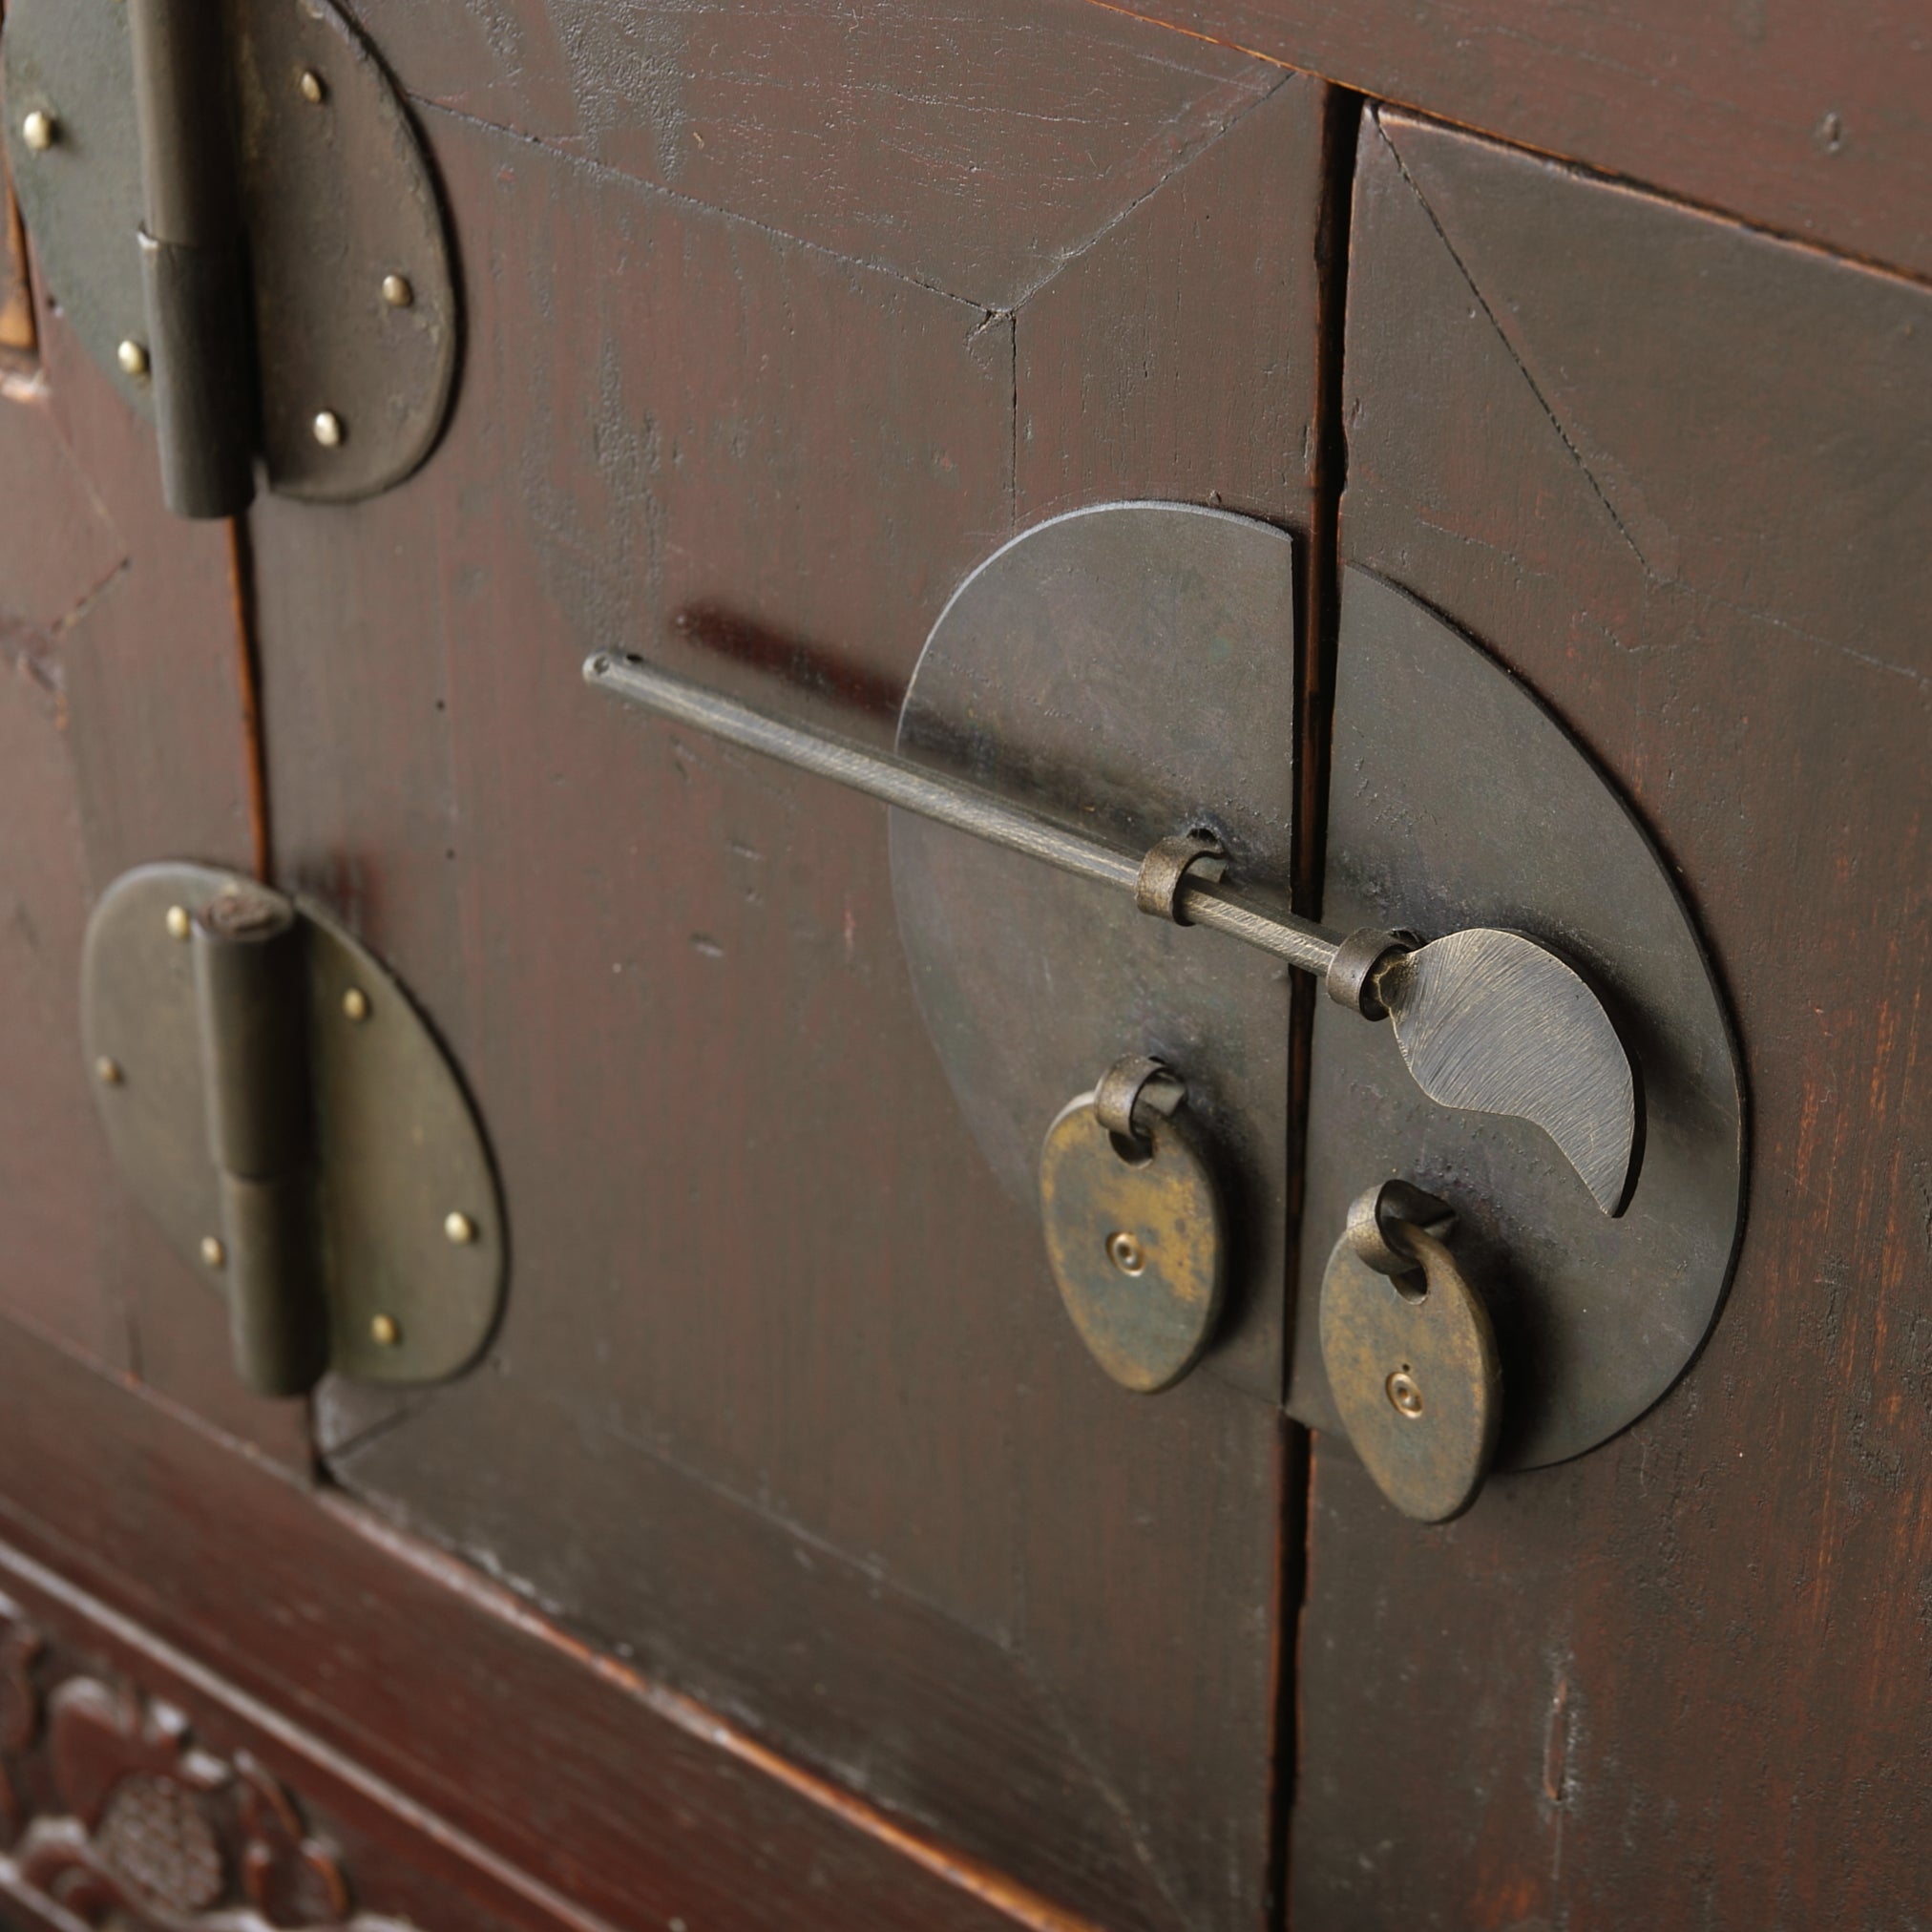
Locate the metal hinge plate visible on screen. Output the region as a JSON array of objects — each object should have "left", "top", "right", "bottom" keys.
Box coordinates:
[
  {"left": 2, "top": 0, "right": 455, "bottom": 510},
  {"left": 81, "top": 864, "right": 502, "bottom": 1391}
]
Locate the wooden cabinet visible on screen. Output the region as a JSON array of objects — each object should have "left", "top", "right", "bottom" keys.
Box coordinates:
[{"left": 0, "top": 6, "right": 1925, "bottom": 1928}]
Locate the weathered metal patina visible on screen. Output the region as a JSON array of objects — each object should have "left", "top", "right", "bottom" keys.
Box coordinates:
[
  {"left": 1320, "top": 1182, "right": 1502, "bottom": 1522},
  {"left": 1, "top": 0, "right": 455, "bottom": 514},
  {"left": 81, "top": 863, "right": 503, "bottom": 1394}
]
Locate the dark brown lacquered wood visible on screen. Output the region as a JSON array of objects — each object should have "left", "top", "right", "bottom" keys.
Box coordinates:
[
  {"left": 0, "top": 1320, "right": 1090, "bottom": 1932},
  {"left": 0, "top": 1548, "right": 565, "bottom": 1932},
  {"left": 343, "top": 0, "right": 1285, "bottom": 312},
  {"left": 1014, "top": 72, "right": 1323, "bottom": 525},
  {"left": 1295, "top": 107, "right": 1932, "bottom": 1928},
  {"left": 238, "top": 17, "right": 1329, "bottom": 1927},
  {"left": 1077, "top": 0, "right": 1932, "bottom": 284},
  {"left": 0, "top": 280, "right": 302, "bottom": 1461}
]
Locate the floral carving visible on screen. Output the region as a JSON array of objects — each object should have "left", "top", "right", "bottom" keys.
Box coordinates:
[{"left": 0, "top": 1596, "right": 406, "bottom": 1931}]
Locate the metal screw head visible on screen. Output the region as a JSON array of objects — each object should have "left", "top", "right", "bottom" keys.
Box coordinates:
[
  {"left": 444, "top": 1210, "right": 477, "bottom": 1246},
  {"left": 342, "top": 986, "right": 370, "bottom": 1022},
  {"left": 94, "top": 1056, "right": 123, "bottom": 1086},
  {"left": 164, "top": 904, "right": 191, "bottom": 940},
  {"left": 200, "top": 1235, "right": 226, "bottom": 1270},
  {"left": 1105, "top": 1229, "right": 1146, "bottom": 1276},
  {"left": 311, "top": 410, "right": 344, "bottom": 448},
  {"left": 381, "top": 273, "right": 414, "bottom": 309},
  {"left": 1386, "top": 1368, "right": 1424, "bottom": 1418},
  {"left": 369, "top": 1312, "right": 401, "bottom": 1347},
  {"left": 21, "top": 111, "right": 55, "bottom": 153},
  {"left": 298, "top": 69, "right": 326, "bottom": 104},
  {"left": 116, "top": 339, "right": 150, "bottom": 378}
]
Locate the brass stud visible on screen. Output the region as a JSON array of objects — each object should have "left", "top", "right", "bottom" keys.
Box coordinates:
[
  {"left": 312, "top": 410, "right": 344, "bottom": 449},
  {"left": 381, "top": 273, "right": 414, "bottom": 309},
  {"left": 342, "top": 986, "right": 370, "bottom": 1022},
  {"left": 200, "top": 1234, "right": 226, "bottom": 1270},
  {"left": 1105, "top": 1229, "right": 1146, "bottom": 1276},
  {"left": 21, "top": 111, "right": 55, "bottom": 153},
  {"left": 116, "top": 339, "right": 150, "bottom": 378},
  {"left": 94, "top": 1056, "right": 123, "bottom": 1086},
  {"left": 165, "top": 904, "right": 191, "bottom": 940},
  {"left": 443, "top": 1210, "right": 477, "bottom": 1246},
  {"left": 369, "top": 1312, "right": 401, "bottom": 1347},
  {"left": 298, "top": 69, "right": 326, "bottom": 105},
  {"left": 1386, "top": 1368, "right": 1424, "bottom": 1418}
]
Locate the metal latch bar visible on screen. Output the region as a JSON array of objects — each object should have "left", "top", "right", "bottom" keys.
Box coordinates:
[
  {"left": 585, "top": 648, "right": 1643, "bottom": 1215},
  {"left": 583, "top": 651, "right": 1347, "bottom": 976}
]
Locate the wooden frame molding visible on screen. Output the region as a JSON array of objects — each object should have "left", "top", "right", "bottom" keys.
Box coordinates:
[
  {"left": 1084, "top": 0, "right": 1932, "bottom": 285},
  {"left": 0, "top": 1315, "right": 1092, "bottom": 1932}
]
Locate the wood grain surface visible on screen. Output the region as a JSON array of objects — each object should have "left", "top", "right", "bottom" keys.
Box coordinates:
[
  {"left": 1294, "top": 106, "right": 1932, "bottom": 1929},
  {"left": 341, "top": 0, "right": 1285, "bottom": 311},
  {"left": 0, "top": 1553, "right": 555, "bottom": 1932},
  {"left": 1082, "top": 0, "right": 1932, "bottom": 284},
  {"left": 0, "top": 284, "right": 304, "bottom": 1461},
  {"left": 0, "top": 1320, "right": 1088, "bottom": 1932}
]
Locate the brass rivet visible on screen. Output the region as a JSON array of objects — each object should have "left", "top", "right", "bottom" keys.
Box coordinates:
[
  {"left": 312, "top": 410, "right": 344, "bottom": 448},
  {"left": 116, "top": 339, "right": 150, "bottom": 378},
  {"left": 21, "top": 111, "right": 55, "bottom": 153},
  {"left": 94, "top": 1056, "right": 123, "bottom": 1086},
  {"left": 298, "top": 69, "right": 326, "bottom": 104},
  {"left": 370, "top": 1312, "right": 401, "bottom": 1347},
  {"left": 342, "top": 986, "right": 369, "bottom": 1022},
  {"left": 1105, "top": 1229, "right": 1146, "bottom": 1276},
  {"left": 165, "top": 904, "right": 191, "bottom": 940},
  {"left": 1387, "top": 1369, "right": 1424, "bottom": 1418},
  {"left": 200, "top": 1235, "right": 226, "bottom": 1270},
  {"left": 443, "top": 1210, "right": 477, "bottom": 1246},
  {"left": 381, "top": 273, "right": 413, "bottom": 309}
]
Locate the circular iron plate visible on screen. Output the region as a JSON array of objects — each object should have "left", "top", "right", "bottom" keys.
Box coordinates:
[
  {"left": 1294, "top": 570, "right": 1745, "bottom": 1469},
  {"left": 888, "top": 508, "right": 1743, "bottom": 1461},
  {"left": 889, "top": 502, "right": 1300, "bottom": 1399}
]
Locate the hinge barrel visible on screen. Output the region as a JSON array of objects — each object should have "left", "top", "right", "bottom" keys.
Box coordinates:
[
  {"left": 190, "top": 886, "right": 326, "bottom": 1395},
  {"left": 126, "top": 0, "right": 256, "bottom": 517}
]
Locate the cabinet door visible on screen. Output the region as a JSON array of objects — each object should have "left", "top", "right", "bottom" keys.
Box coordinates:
[
  {"left": 226, "top": 9, "right": 1331, "bottom": 1927},
  {"left": 1295, "top": 108, "right": 1932, "bottom": 1928}
]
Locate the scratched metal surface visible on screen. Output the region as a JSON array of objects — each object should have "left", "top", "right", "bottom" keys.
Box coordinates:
[
  {"left": 1382, "top": 927, "right": 1639, "bottom": 1216},
  {"left": 1292, "top": 567, "right": 1744, "bottom": 1470},
  {"left": 890, "top": 501, "right": 1299, "bottom": 1403}
]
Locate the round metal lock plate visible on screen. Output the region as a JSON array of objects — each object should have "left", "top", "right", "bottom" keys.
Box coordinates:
[
  {"left": 890, "top": 500, "right": 1299, "bottom": 1398},
  {"left": 1295, "top": 569, "right": 1746, "bottom": 1469},
  {"left": 1040, "top": 1098, "right": 1225, "bottom": 1393},
  {"left": 1319, "top": 1225, "right": 1501, "bottom": 1522}
]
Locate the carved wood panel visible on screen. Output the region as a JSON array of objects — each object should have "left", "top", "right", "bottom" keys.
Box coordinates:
[{"left": 0, "top": 1601, "right": 408, "bottom": 1932}]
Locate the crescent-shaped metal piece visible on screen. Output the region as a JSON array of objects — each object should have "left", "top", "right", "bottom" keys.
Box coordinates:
[{"left": 1377, "top": 928, "right": 1641, "bottom": 1216}]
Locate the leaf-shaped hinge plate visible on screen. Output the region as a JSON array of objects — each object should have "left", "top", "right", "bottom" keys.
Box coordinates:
[{"left": 81, "top": 864, "right": 503, "bottom": 1392}]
